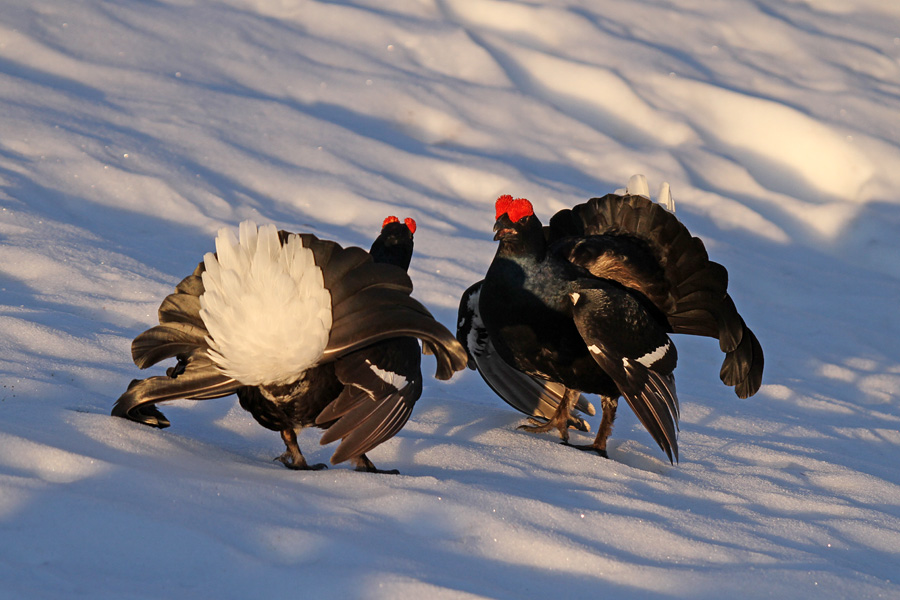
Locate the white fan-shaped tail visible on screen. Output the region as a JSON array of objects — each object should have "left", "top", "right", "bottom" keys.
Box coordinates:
[{"left": 199, "top": 221, "right": 332, "bottom": 386}]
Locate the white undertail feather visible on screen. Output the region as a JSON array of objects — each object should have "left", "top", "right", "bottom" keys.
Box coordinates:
[
  {"left": 618, "top": 174, "right": 675, "bottom": 213},
  {"left": 657, "top": 182, "right": 675, "bottom": 213},
  {"left": 199, "top": 221, "right": 332, "bottom": 386},
  {"left": 625, "top": 174, "right": 650, "bottom": 199}
]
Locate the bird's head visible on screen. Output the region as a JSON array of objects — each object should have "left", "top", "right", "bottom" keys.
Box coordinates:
[
  {"left": 493, "top": 195, "right": 539, "bottom": 242},
  {"left": 370, "top": 215, "right": 416, "bottom": 269}
]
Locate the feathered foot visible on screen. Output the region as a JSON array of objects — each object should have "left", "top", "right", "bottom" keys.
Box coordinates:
[
  {"left": 563, "top": 396, "right": 617, "bottom": 459},
  {"left": 275, "top": 429, "right": 327, "bottom": 471},
  {"left": 517, "top": 388, "right": 581, "bottom": 443},
  {"left": 516, "top": 412, "right": 590, "bottom": 434},
  {"left": 353, "top": 454, "right": 400, "bottom": 475}
]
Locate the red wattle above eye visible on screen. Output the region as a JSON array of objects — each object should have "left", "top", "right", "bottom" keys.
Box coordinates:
[{"left": 506, "top": 198, "right": 534, "bottom": 223}]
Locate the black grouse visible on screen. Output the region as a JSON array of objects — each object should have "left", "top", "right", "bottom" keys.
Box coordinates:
[
  {"left": 459, "top": 180, "right": 763, "bottom": 464},
  {"left": 113, "top": 217, "right": 467, "bottom": 473}
]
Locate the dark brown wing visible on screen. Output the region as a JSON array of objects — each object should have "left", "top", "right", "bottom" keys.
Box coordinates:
[
  {"left": 295, "top": 231, "right": 465, "bottom": 380},
  {"left": 316, "top": 337, "right": 422, "bottom": 465},
  {"left": 570, "top": 283, "right": 680, "bottom": 463},
  {"left": 548, "top": 194, "right": 763, "bottom": 399}
]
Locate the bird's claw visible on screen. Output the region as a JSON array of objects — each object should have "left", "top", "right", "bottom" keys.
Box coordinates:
[
  {"left": 518, "top": 418, "right": 569, "bottom": 442},
  {"left": 561, "top": 441, "right": 609, "bottom": 459},
  {"left": 353, "top": 454, "right": 399, "bottom": 474},
  {"left": 355, "top": 466, "right": 400, "bottom": 475},
  {"left": 274, "top": 453, "right": 328, "bottom": 471},
  {"left": 567, "top": 416, "right": 591, "bottom": 432},
  {"left": 517, "top": 418, "right": 554, "bottom": 433}
]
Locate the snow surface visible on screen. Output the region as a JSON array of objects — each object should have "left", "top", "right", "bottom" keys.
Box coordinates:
[{"left": 2, "top": 0, "right": 900, "bottom": 598}]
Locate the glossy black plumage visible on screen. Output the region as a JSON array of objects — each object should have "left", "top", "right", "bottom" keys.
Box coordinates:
[
  {"left": 113, "top": 219, "right": 467, "bottom": 472},
  {"left": 461, "top": 190, "right": 764, "bottom": 463},
  {"left": 456, "top": 281, "right": 596, "bottom": 431}
]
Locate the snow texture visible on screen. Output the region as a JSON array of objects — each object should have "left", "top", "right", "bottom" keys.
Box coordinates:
[{"left": 1, "top": 1, "right": 900, "bottom": 598}]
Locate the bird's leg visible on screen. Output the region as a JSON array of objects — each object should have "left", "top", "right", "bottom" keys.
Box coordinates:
[
  {"left": 566, "top": 396, "right": 618, "bottom": 458},
  {"left": 353, "top": 454, "right": 400, "bottom": 475},
  {"left": 518, "top": 388, "right": 581, "bottom": 443},
  {"left": 274, "top": 428, "right": 327, "bottom": 471},
  {"left": 593, "top": 396, "right": 619, "bottom": 456}
]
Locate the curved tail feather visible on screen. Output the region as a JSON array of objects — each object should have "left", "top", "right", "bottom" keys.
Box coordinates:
[
  {"left": 132, "top": 264, "right": 207, "bottom": 370},
  {"left": 549, "top": 193, "right": 763, "bottom": 398},
  {"left": 112, "top": 353, "right": 240, "bottom": 427}
]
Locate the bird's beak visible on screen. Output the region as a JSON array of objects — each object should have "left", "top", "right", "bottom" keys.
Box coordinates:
[{"left": 493, "top": 221, "right": 513, "bottom": 241}]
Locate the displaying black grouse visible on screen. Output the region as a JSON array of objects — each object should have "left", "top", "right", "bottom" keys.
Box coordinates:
[
  {"left": 113, "top": 216, "right": 467, "bottom": 473},
  {"left": 459, "top": 180, "right": 763, "bottom": 463}
]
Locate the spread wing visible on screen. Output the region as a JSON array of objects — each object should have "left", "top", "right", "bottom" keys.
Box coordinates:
[
  {"left": 457, "top": 281, "right": 595, "bottom": 430},
  {"left": 113, "top": 232, "right": 466, "bottom": 427},
  {"left": 569, "top": 282, "right": 680, "bottom": 464},
  {"left": 112, "top": 264, "right": 240, "bottom": 427},
  {"left": 316, "top": 337, "right": 423, "bottom": 465},
  {"left": 311, "top": 233, "right": 466, "bottom": 380}
]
